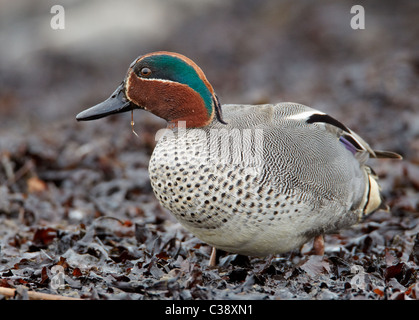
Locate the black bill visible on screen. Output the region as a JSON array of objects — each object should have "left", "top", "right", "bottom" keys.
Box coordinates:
[{"left": 76, "top": 82, "right": 133, "bottom": 121}]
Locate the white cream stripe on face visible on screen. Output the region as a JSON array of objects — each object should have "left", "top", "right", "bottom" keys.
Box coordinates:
[{"left": 126, "top": 70, "right": 176, "bottom": 96}]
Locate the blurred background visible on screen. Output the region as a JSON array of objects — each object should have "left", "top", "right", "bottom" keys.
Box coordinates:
[
  {"left": 0, "top": 0, "right": 418, "bottom": 189},
  {"left": 0, "top": 0, "right": 418, "bottom": 157}
]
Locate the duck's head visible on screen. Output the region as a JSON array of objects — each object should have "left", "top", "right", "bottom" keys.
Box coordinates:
[{"left": 76, "top": 51, "right": 225, "bottom": 128}]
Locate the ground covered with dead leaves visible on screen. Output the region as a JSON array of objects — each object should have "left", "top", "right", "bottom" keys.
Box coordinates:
[
  {"left": 0, "top": 1, "right": 418, "bottom": 301},
  {"left": 0, "top": 118, "right": 417, "bottom": 300}
]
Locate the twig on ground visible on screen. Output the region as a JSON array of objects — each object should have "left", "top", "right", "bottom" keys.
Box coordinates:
[{"left": 0, "top": 287, "right": 82, "bottom": 300}]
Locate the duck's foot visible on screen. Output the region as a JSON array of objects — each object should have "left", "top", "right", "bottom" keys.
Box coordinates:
[
  {"left": 209, "top": 247, "right": 217, "bottom": 267},
  {"left": 312, "top": 235, "right": 325, "bottom": 255}
]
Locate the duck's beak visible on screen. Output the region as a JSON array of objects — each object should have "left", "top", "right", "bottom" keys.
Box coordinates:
[{"left": 76, "top": 82, "right": 133, "bottom": 121}]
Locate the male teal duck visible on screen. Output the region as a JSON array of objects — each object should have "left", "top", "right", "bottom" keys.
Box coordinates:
[{"left": 76, "top": 51, "right": 401, "bottom": 265}]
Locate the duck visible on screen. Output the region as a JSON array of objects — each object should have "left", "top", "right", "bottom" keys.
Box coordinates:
[{"left": 76, "top": 51, "right": 402, "bottom": 266}]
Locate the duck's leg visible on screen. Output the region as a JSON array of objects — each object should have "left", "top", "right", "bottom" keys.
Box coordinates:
[
  {"left": 312, "top": 235, "right": 325, "bottom": 255},
  {"left": 209, "top": 247, "right": 217, "bottom": 267}
]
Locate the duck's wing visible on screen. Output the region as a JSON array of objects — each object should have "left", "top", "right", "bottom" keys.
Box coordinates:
[{"left": 306, "top": 112, "right": 402, "bottom": 162}]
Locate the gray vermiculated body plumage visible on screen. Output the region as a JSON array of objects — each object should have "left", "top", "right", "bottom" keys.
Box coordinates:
[{"left": 149, "top": 103, "right": 369, "bottom": 256}]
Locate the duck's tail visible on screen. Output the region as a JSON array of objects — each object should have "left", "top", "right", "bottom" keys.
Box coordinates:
[{"left": 361, "top": 166, "right": 388, "bottom": 219}]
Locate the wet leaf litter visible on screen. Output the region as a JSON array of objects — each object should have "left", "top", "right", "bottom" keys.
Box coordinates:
[{"left": 0, "top": 109, "right": 417, "bottom": 300}]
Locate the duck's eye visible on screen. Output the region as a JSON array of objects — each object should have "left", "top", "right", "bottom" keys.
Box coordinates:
[{"left": 140, "top": 67, "right": 152, "bottom": 77}]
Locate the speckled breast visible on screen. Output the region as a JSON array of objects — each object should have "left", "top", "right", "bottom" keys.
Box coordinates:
[{"left": 149, "top": 125, "right": 268, "bottom": 231}]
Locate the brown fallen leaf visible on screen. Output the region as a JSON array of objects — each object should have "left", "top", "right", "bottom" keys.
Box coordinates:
[
  {"left": 373, "top": 288, "right": 385, "bottom": 297},
  {"left": 27, "top": 176, "right": 48, "bottom": 193},
  {"left": 72, "top": 268, "right": 82, "bottom": 277},
  {"left": 33, "top": 227, "right": 57, "bottom": 246}
]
